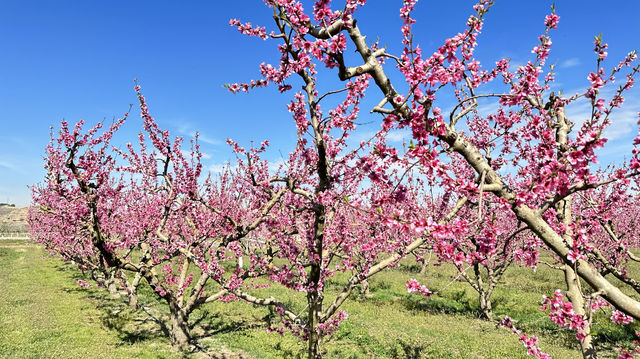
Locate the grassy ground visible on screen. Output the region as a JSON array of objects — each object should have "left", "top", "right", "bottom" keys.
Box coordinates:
[
  {"left": 192, "top": 253, "right": 640, "bottom": 358},
  {"left": 2, "top": 239, "right": 639, "bottom": 358},
  {"left": 0, "top": 241, "right": 180, "bottom": 359}
]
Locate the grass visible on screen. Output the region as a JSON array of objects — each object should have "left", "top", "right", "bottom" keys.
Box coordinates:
[
  {"left": 194, "top": 253, "right": 639, "bottom": 358},
  {"left": 2, "top": 240, "right": 639, "bottom": 358},
  {"left": 0, "top": 242, "right": 180, "bottom": 359}
]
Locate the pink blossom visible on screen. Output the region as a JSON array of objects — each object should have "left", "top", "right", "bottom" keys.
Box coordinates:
[
  {"left": 544, "top": 13, "right": 560, "bottom": 29},
  {"left": 611, "top": 310, "right": 634, "bottom": 325},
  {"left": 406, "top": 278, "right": 432, "bottom": 297}
]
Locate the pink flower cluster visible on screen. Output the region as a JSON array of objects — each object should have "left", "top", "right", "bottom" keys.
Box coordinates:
[
  {"left": 499, "top": 316, "right": 552, "bottom": 359},
  {"left": 541, "top": 290, "right": 588, "bottom": 341},
  {"left": 611, "top": 310, "right": 634, "bottom": 325},
  {"left": 316, "top": 311, "right": 348, "bottom": 336},
  {"left": 406, "top": 278, "right": 432, "bottom": 297},
  {"left": 229, "top": 19, "right": 270, "bottom": 40}
]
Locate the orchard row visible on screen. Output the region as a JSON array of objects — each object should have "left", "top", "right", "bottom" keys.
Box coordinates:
[{"left": 30, "top": 1, "right": 640, "bottom": 358}]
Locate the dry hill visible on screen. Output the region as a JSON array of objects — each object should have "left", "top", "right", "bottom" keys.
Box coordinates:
[{"left": 0, "top": 204, "right": 29, "bottom": 232}]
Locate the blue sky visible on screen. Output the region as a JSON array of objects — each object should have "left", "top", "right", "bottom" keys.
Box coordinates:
[{"left": 0, "top": 1, "right": 639, "bottom": 206}]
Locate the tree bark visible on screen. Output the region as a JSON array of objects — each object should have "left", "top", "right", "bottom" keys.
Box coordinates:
[
  {"left": 307, "top": 262, "right": 322, "bottom": 359},
  {"left": 105, "top": 270, "right": 120, "bottom": 298},
  {"left": 127, "top": 271, "right": 142, "bottom": 309},
  {"left": 168, "top": 300, "right": 191, "bottom": 350},
  {"left": 564, "top": 265, "right": 597, "bottom": 359},
  {"left": 307, "top": 211, "right": 324, "bottom": 359},
  {"left": 472, "top": 264, "right": 493, "bottom": 321},
  {"left": 307, "top": 324, "right": 321, "bottom": 359},
  {"left": 420, "top": 261, "right": 428, "bottom": 275},
  {"left": 128, "top": 292, "right": 138, "bottom": 309},
  {"left": 479, "top": 290, "right": 493, "bottom": 321},
  {"left": 360, "top": 278, "right": 371, "bottom": 298},
  {"left": 92, "top": 270, "right": 120, "bottom": 298}
]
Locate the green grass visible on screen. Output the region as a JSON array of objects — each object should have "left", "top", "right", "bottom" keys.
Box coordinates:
[
  {"left": 192, "top": 253, "right": 638, "bottom": 358},
  {"left": 0, "top": 243, "right": 180, "bottom": 359},
  {"left": 2, "top": 241, "right": 639, "bottom": 358}
]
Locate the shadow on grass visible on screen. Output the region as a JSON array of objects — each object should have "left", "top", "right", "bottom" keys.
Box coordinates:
[
  {"left": 94, "top": 295, "right": 169, "bottom": 345},
  {"left": 60, "top": 266, "right": 264, "bottom": 351},
  {"left": 191, "top": 310, "right": 266, "bottom": 340},
  {"left": 402, "top": 293, "right": 479, "bottom": 317},
  {"left": 59, "top": 269, "right": 170, "bottom": 345}
]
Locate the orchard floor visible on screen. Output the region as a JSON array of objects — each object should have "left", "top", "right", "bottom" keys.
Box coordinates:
[
  {"left": 1, "top": 239, "right": 638, "bottom": 358},
  {"left": 0, "top": 240, "right": 181, "bottom": 359}
]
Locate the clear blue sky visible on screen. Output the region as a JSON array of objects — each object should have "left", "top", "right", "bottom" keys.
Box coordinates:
[{"left": 1, "top": 1, "right": 639, "bottom": 206}]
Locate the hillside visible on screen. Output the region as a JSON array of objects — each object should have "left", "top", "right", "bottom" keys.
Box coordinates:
[{"left": 0, "top": 204, "right": 29, "bottom": 232}]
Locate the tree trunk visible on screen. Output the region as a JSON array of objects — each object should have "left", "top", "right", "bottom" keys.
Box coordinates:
[
  {"left": 128, "top": 292, "right": 138, "bottom": 309},
  {"left": 93, "top": 270, "right": 121, "bottom": 298},
  {"left": 479, "top": 291, "right": 493, "bottom": 321},
  {"left": 360, "top": 278, "right": 371, "bottom": 298},
  {"left": 105, "top": 272, "right": 120, "bottom": 298},
  {"left": 564, "top": 265, "right": 597, "bottom": 359},
  {"left": 306, "top": 233, "right": 324, "bottom": 358},
  {"left": 420, "top": 261, "right": 428, "bottom": 275},
  {"left": 168, "top": 301, "right": 191, "bottom": 350},
  {"left": 307, "top": 256, "right": 323, "bottom": 359},
  {"left": 472, "top": 264, "right": 493, "bottom": 321},
  {"left": 419, "top": 250, "right": 432, "bottom": 274},
  {"left": 307, "top": 327, "right": 321, "bottom": 359},
  {"left": 124, "top": 271, "right": 142, "bottom": 309},
  {"left": 307, "top": 287, "right": 323, "bottom": 359}
]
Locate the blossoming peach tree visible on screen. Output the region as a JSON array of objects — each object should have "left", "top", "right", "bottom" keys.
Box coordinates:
[
  {"left": 227, "top": 0, "right": 640, "bottom": 358},
  {"left": 224, "top": 23, "right": 440, "bottom": 357},
  {"left": 29, "top": 86, "right": 292, "bottom": 348},
  {"left": 435, "top": 197, "right": 540, "bottom": 321}
]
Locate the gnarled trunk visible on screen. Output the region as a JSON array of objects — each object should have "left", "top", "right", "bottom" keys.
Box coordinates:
[
  {"left": 128, "top": 292, "right": 138, "bottom": 309},
  {"left": 307, "top": 239, "right": 323, "bottom": 359},
  {"left": 479, "top": 290, "right": 493, "bottom": 321},
  {"left": 466, "top": 263, "right": 496, "bottom": 321},
  {"left": 307, "top": 323, "right": 321, "bottom": 359},
  {"left": 126, "top": 271, "right": 142, "bottom": 309},
  {"left": 168, "top": 300, "right": 191, "bottom": 350},
  {"left": 360, "top": 278, "right": 371, "bottom": 298},
  {"left": 105, "top": 271, "right": 120, "bottom": 298},
  {"left": 419, "top": 250, "right": 432, "bottom": 275},
  {"left": 307, "top": 198, "right": 326, "bottom": 359},
  {"left": 92, "top": 269, "right": 121, "bottom": 299}
]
